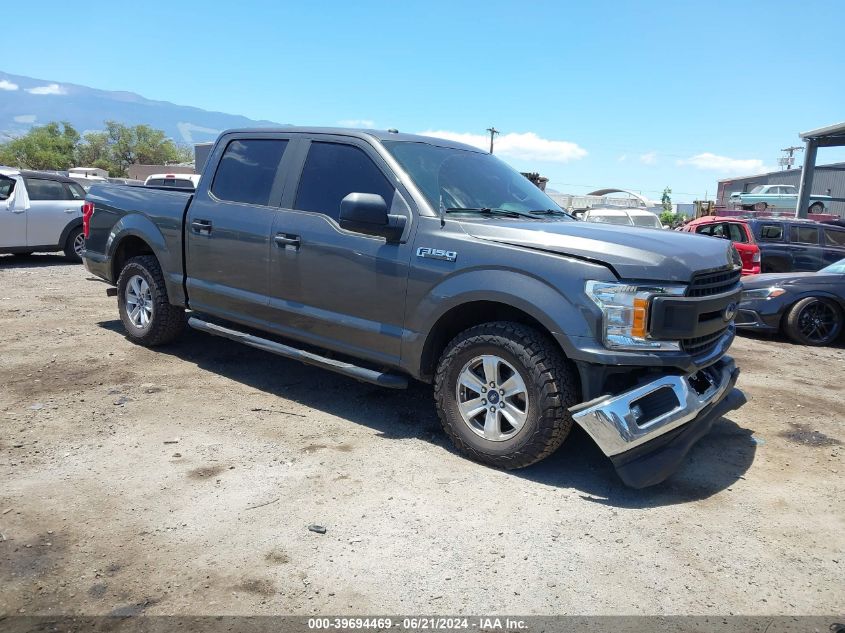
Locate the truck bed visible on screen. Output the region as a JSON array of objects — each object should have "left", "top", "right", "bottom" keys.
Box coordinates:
[{"left": 84, "top": 184, "right": 193, "bottom": 302}]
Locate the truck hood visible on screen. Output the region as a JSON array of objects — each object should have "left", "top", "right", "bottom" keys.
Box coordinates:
[{"left": 458, "top": 219, "right": 737, "bottom": 282}]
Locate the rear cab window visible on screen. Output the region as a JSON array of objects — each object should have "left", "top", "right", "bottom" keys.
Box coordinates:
[{"left": 211, "top": 139, "right": 290, "bottom": 206}]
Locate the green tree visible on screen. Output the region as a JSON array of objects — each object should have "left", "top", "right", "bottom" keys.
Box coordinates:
[
  {"left": 661, "top": 186, "right": 673, "bottom": 213},
  {"left": 0, "top": 122, "right": 80, "bottom": 170},
  {"left": 659, "top": 211, "right": 678, "bottom": 227},
  {"left": 75, "top": 121, "right": 189, "bottom": 176}
]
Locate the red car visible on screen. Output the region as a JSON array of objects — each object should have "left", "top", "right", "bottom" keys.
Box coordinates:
[{"left": 680, "top": 216, "right": 761, "bottom": 275}]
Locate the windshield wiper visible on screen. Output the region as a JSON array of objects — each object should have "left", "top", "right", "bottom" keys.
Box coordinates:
[
  {"left": 445, "top": 207, "right": 534, "bottom": 219},
  {"left": 527, "top": 208, "right": 574, "bottom": 218}
]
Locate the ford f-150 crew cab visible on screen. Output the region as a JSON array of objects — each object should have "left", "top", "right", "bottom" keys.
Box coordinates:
[{"left": 83, "top": 128, "right": 746, "bottom": 488}]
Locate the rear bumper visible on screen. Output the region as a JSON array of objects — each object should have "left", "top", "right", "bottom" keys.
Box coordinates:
[
  {"left": 569, "top": 356, "right": 745, "bottom": 488},
  {"left": 82, "top": 250, "right": 114, "bottom": 284}
]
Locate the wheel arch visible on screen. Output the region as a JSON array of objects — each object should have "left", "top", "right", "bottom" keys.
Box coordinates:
[
  {"left": 58, "top": 218, "right": 83, "bottom": 249},
  {"left": 106, "top": 215, "right": 185, "bottom": 306}
]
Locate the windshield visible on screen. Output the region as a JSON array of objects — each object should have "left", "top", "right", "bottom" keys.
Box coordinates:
[
  {"left": 749, "top": 185, "right": 765, "bottom": 193},
  {"left": 819, "top": 258, "right": 845, "bottom": 274},
  {"left": 588, "top": 213, "right": 633, "bottom": 226},
  {"left": 631, "top": 214, "right": 662, "bottom": 228},
  {"left": 383, "top": 141, "right": 569, "bottom": 219}
]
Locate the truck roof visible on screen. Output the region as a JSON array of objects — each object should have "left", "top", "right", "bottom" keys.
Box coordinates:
[{"left": 219, "top": 127, "right": 488, "bottom": 153}]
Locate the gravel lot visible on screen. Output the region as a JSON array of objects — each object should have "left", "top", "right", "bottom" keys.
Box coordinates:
[{"left": 1, "top": 254, "right": 843, "bottom": 616}]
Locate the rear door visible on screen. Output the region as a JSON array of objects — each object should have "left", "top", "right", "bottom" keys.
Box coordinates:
[
  {"left": 821, "top": 226, "right": 845, "bottom": 266},
  {"left": 185, "top": 134, "right": 298, "bottom": 327},
  {"left": 24, "top": 178, "right": 83, "bottom": 247},
  {"left": 788, "top": 224, "right": 824, "bottom": 271},
  {"left": 266, "top": 135, "right": 415, "bottom": 366}
]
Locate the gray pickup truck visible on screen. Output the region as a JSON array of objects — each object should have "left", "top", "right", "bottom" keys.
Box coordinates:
[{"left": 83, "top": 127, "right": 746, "bottom": 488}]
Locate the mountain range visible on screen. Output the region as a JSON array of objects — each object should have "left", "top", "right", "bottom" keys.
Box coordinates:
[{"left": 0, "top": 71, "right": 282, "bottom": 145}]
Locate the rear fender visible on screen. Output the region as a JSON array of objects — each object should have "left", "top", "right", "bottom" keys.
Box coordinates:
[{"left": 106, "top": 214, "right": 185, "bottom": 306}]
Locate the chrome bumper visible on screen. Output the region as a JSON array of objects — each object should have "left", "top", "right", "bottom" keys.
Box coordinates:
[{"left": 569, "top": 356, "right": 739, "bottom": 457}]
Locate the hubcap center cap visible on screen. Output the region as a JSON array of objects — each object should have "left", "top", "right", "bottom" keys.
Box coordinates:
[{"left": 487, "top": 391, "right": 500, "bottom": 404}]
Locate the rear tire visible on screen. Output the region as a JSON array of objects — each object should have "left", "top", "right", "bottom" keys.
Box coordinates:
[
  {"left": 434, "top": 321, "right": 579, "bottom": 469},
  {"left": 784, "top": 297, "right": 843, "bottom": 346},
  {"left": 808, "top": 202, "right": 825, "bottom": 214},
  {"left": 116, "top": 255, "right": 186, "bottom": 346},
  {"left": 753, "top": 202, "right": 768, "bottom": 212},
  {"left": 63, "top": 226, "right": 84, "bottom": 262}
]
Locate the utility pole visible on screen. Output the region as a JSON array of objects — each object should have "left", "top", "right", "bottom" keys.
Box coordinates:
[
  {"left": 486, "top": 127, "right": 499, "bottom": 154},
  {"left": 779, "top": 145, "right": 803, "bottom": 171}
]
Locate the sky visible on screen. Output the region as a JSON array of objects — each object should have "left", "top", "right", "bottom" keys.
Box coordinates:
[{"left": 2, "top": 0, "right": 844, "bottom": 202}]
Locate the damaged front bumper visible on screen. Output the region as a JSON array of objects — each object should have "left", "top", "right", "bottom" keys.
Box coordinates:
[{"left": 569, "top": 356, "right": 746, "bottom": 488}]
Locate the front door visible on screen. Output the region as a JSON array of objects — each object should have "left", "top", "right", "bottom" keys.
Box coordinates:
[
  {"left": 0, "top": 175, "right": 26, "bottom": 248},
  {"left": 267, "top": 137, "right": 415, "bottom": 366},
  {"left": 185, "top": 135, "right": 296, "bottom": 327}
]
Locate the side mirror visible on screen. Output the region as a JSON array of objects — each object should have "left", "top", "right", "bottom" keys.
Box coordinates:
[{"left": 339, "top": 192, "right": 406, "bottom": 242}]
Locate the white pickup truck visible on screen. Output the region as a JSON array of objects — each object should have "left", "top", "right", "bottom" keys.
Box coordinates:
[{"left": 0, "top": 167, "right": 88, "bottom": 262}]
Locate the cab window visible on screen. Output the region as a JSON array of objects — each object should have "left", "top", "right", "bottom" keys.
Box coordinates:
[
  {"left": 211, "top": 139, "right": 290, "bottom": 206},
  {"left": 294, "top": 142, "right": 395, "bottom": 222},
  {"left": 0, "top": 175, "right": 15, "bottom": 200}
]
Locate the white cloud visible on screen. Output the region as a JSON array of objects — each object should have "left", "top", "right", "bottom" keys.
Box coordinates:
[
  {"left": 639, "top": 151, "right": 657, "bottom": 165},
  {"left": 0, "top": 79, "right": 19, "bottom": 91},
  {"left": 176, "top": 121, "right": 221, "bottom": 144},
  {"left": 418, "top": 130, "right": 587, "bottom": 163},
  {"left": 617, "top": 154, "right": 628, "bottom": 162},
  {"left": 13, "top": 114, "right": 36, "bottom": 123},
  {"left": 677, "top": 152, "right": 768, "bottom": 175},
  {"left": 26, "top": 83, "right": 66, "bottom": 95},
  {"left": 338, "top": 119, "right": 376, "bottom": 128}
]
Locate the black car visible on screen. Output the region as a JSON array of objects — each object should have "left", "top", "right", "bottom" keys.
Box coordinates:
[
  {"left": 737, "top": 258, "right": 845, "bottom": 345},
  {"left": 747, "top": 218, "right": 845, "bottom": 273}
]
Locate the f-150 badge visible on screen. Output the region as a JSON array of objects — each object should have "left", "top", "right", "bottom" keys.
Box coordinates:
[{"left": 416, "top": 247, "right": 457, "bottom": 262}]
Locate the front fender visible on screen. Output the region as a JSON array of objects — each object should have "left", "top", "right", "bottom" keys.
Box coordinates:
[
  {"left": 106, "top": 214, "right": 185, "bottom": 306},
  {"left": 405, "top": 268, "right": 601, "bottom": 378}
]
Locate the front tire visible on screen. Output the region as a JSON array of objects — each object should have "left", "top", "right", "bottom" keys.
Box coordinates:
[
  {"left": 64, "top": 226, "right": 84, "bottom": 262},
  {"left": 116, "top": 255, "right": 186, "bottom": 346},
  {"left": 434, "top": 322, "right": 579, "bottom": 469},
  {"left": 753, "top": 202, "right": 768, "bottom": 212},
  {"left": 784, "top": 297, "right": 843, "bottom": 346}
]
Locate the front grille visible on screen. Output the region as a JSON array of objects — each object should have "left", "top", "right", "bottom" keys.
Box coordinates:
[
  {"left": 682, "top": 328, "right": 727, "bottom": 357},
  {"left": 686, "top": 267, "right": 741, "bottom": 298}
]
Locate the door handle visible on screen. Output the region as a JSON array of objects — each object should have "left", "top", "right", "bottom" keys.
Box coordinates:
[
  {"left": 274, "top": 233, "right": 301, "bottom": 249},
  {"left": 191, "top": 219, "right": 212, "bottom": 234},
  {"left": 64, "top": 208, "right": 77, "bottom": 213}
]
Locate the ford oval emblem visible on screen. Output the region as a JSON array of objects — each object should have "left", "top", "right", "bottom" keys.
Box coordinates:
[{"left": 723, "top": 302, "right": 738, "bottom": 321}]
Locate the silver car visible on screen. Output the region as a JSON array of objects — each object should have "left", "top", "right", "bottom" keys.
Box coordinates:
[{"left": 0, "top": 168, "right": 87, "bottom": 261}]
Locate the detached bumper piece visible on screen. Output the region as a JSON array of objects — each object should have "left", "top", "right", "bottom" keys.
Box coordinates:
[{"left": 569, "top": 356, "right": 745, "bottom": 488}]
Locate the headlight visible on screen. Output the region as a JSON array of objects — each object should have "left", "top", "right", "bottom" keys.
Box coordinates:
[
  {"left": 741, "top": 286, "right": 786, "bottom": 300},
  {"left": 585, "top": 281, "right": 686, "bottom": 351}
]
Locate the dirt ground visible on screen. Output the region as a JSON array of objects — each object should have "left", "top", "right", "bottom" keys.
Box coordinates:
[{"left": 1, "top": 254, "right": 843, "bottom": 617}]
